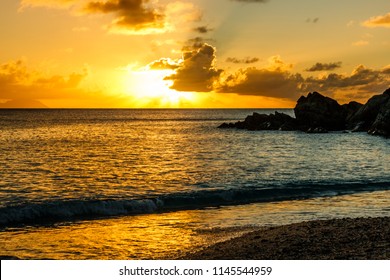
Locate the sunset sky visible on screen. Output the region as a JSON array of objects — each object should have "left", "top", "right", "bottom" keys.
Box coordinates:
[{"left": 1, "top": 0, "right": 389, "bottom": 108}]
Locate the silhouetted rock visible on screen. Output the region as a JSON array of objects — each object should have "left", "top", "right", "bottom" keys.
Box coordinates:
[
  {"left": 342, "top": 101, "right": 363, "bottom": 123},
  {"left": 218, "top": 112, "right": 297, "bottom": 131},
  {"left": 294, "top": 92, "right": 346, "bottom": 131},
  {"left": 218, "top": 88, "right": 390, "bottom": 138},
  {"left": 218, "top": 122, "right": 235, "bottom": 129},
  {"left": 348, "top": 89, "right": 390, "bottom": 131},
  {"left": 368, "top": 98, "right": 390, "bottom": 137}
]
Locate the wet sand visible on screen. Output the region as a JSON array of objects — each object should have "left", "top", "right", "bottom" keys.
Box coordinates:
[{"left": 184, "top": 217, "right": 390, "bottom": 260}]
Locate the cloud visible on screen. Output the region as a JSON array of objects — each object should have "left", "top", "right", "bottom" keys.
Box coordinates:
[
  {"left": 151, "top": 43, "right": 389, "bottom": 103},
  {"left": 230, "top": 0, "right": 270, "bottom": 3},
  {"left": 352, "top": 40, "right": 369, "bottom": 46},
  {"left": 20, "top": 0, "right": 201, "bottom": 35},
  {"left": 306, "top": 17, "right": 319, "bottom": 23},
  {"left": 181, "top": 37, "right": 216, "bottom": 51},
  {"left": 363, "top": 12, "right": 390, "bottom": 28},
  {"left": 19, "top": 0, "right": 76, "bottom": 10},
  {"left": 216, "top": 67, "right": 304, "bottom": 100},
  {"left": 164, "top": 44, "right": 223, "bottom": 92},
  {"left": 148, "top": 58, "right": 180, "bottom": 70},
  {"left": 194, "top": 26, "right": 212, "bottom": 34},
  {"left": 306, "top": 62, "right": 342, "bottom": 72},
  {"left": 226, "top": 57, "right": 260, "bottom": 64},
  {"left": 0, "top": 59, "right": 88, "bottom": 100},
  {"left": 84, "top": 0, "right": 165, "bottom": 33},
  {"left": 304, "top": 65, "right": 390, "bottom": 99}
]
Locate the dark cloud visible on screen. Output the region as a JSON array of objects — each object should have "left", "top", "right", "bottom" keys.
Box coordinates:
[
  {"left": 306, "top": 17, "right": 319, "bottom": 23},
  {"left": 305, "top": 65, "right": 390, "bottom": 92},
  {"left": 85, "top": 0, "right": 165, "bottom": 31},
  {"left": 148, "top": 58, "right": 179, "bottom": 70},
  {"left": 22, "top": 1, "right": 201, "bottom": 34},
  {"left": 226, "top": 57, "right": 260, "bottom": 64},
  {"left": 182, "top": 37, "right": 216, "bottom": 51},
  {"left": 231, "top": 0, "right": 270, "bottom": 3},
  {"left": 306, "top": 62, "right": 342, "bottom": 72},
  {"left": 155, "top": 42, "right": 389, "bottom": 102},
  {"left": 217, "top": 67, "right": 304, "bottom": 100},
  {"left": 194, "top": 26, "right": 212, "bottom": 34},
  {"left": 164, "top": 44, "right": 223, "bottom": 92}
]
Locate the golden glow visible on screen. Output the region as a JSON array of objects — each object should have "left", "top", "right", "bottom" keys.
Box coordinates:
[
  {"left": 122, "top": 68, "right": 197, "bottom": 108},
  {"left": 1, "top": 1, "right": 389, "bottom": 108}
]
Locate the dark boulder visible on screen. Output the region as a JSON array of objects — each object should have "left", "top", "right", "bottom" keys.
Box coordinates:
[
  {"left": 342, "top": 101, "right": 363, "bottom": 123},
  {"left": 218, "top": 111, "right": 297, "bottom": 131},
  {"left": 347, "top": 90, "right": 390, "bottom": 131},
  {"left": 368, "top": 98, "right": 390, "bottom": 137},
  {"left": 294, "top": 92, "right": 346, "bottom": 131},
  {"left": 218, "top": 122, "right": 236, "bottom": 129}
]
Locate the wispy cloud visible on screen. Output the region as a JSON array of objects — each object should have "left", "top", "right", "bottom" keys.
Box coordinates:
[
  {"left": 19, "top": 0, "right": 75, "bottom": 10},
  {"left": 306, "top": 62, "right": 342, "bottom": 72},
  {"left": 148, "top": 58, "right": 180, "bottom": 70},
  {"left": 230, "top": 0, "right": 270, "bottom": 3},
  {"left": 194, "top": 26, "right": 212, "bottom": 34},
  {"left": 19, "top": 0, "right": 201, "bottom": 35},
  {"left": 306, "top": 17, "right": 319, "bottom": 24},
  {"left": 363, "top": 12, "right": 390, "bottom": 28},
  {"left": 352, "top": 40, "right": 369, "bottom": 46},
  {"left": 226, "top": 57, "right": 260, "bottom": 64}
]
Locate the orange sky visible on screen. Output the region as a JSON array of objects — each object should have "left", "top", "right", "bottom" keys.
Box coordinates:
[{"left": 1, "top": 0, "right": 389, "bottom": 108}]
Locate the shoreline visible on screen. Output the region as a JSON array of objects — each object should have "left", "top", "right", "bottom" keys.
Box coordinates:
[{"left": 183, "top": 217, "right": 390, "bottom": 260}]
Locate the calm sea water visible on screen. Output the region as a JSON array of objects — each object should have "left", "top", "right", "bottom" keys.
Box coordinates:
[{"left": 0, "top": 109, "right": 389, "bottom": 259}]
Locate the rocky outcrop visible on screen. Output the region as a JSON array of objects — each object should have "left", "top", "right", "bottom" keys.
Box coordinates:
[
  {"left": 219, "top": 88, "right": 390, "bottom": 137},
  {"left": 347, "top": 89, "right": 390, "bottom": 132},
  {"left": 368, "top": 95, "right": 390, "bottom": 137},
  {"left": 218, "top": 112, "right": 297, "bottom": 131},
  {"left": 294, "top": 92, "right": 347, "bottom": 131},
  {"left": 342, "top": 101, "right": 364, "bottom": 123}
]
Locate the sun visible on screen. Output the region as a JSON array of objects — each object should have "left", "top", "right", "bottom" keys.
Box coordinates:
[{"left": 122, "top": 68, "right": 196, "bottom": 108}]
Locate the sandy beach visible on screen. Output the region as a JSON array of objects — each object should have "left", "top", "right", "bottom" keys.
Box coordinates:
[{"left": 184, "top": 217, "right": 390, "bottom": 260}]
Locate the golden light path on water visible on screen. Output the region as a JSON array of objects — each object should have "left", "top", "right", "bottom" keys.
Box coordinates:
[{"left": 1, "top": 190, "right": 388, "bottom": 260}]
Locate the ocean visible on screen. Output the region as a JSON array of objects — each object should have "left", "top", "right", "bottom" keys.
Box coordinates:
[{"left": 0, "top": 109, "right": 389, "bottom": 259}]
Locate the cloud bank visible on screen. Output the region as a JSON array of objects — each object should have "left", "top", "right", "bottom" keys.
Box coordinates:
[
  {"left": 154, "top": 43, "right": 390, "bottom": 102},
  {"left": 20, "top": 0, "right": 201, "bottom": 34},
  {"left": 0, "top": 59, "right": 87, "bottom": 101}
]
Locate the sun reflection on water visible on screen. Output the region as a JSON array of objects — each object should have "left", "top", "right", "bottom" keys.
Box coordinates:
[{"left": 0, "top": 190, "right": 388, "bottom": 259}]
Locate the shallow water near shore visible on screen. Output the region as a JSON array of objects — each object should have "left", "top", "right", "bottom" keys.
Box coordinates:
[
  {"left": 1, "top": 190, "right": 389, "bottom": 259},
  {"left": 0, "top": 109, "right": 389, "bottom": 259}
]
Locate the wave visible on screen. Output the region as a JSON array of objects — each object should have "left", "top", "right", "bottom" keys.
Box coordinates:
[{"left": 1, "top": 181, "right": 388, "bottom": 228}]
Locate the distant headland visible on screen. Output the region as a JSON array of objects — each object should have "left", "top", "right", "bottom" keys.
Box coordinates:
[{"left": 219, "top": 88, "right": 390, "bottom": 137}]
